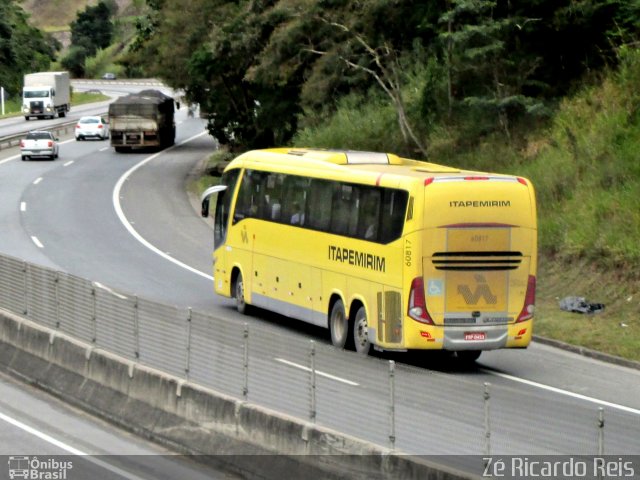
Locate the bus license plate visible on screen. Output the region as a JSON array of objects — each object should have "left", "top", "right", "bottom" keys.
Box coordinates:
[{"left": 464, "top": 332, "right": 485, "bottom": 341}]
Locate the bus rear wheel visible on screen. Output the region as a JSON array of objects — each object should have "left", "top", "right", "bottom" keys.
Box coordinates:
[
  {"left": 353, "top": 306, "right": 371, "bottom": 355},
  {"left": 234, "top": 272, "right": 248, "bottom": 315},
  {"left": 329, "top": 299, "right": 351, "bottom": 349}
]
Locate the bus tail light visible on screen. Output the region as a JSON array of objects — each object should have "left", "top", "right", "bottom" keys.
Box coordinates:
[
  {"left": 516, "top": 275, "right": 536, "bottom": 322},
  {"left": 408, "top": 277, "right": 433, "bottom": 324}
]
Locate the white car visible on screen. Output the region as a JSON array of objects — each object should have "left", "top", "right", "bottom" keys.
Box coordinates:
[
  {"left": 20, "top": 131, "right": 59, "bottom": 161},
  {"left": 75, "top": 116, "right": 110, "bottom": 140}
]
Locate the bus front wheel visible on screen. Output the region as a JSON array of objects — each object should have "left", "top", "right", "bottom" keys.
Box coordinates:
[
  {"left": 329, "top": 299, "right": 351, "bottom": 349},
  {"left": 234, "top": 272, "right": 248, "bottom": 315},
  {"left": 353, "top": 306, "right": 371, "bottom": 355}
]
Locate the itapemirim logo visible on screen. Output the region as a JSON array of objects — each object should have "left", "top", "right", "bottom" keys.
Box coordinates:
[{"left": 7, "top": 456, "right": 73, "bottom": 480}]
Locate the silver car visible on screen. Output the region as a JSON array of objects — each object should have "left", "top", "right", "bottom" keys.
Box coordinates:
[
  {"left": 75, "top": 116, "right": 110, "bottom": 140},
  {"left": 20, "top": 131, "right": 59, "bottom": 161}
]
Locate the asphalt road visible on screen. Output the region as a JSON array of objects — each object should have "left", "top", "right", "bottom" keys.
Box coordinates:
[{"left": 0, "top": 83, "right": 639, "bottom": 464}]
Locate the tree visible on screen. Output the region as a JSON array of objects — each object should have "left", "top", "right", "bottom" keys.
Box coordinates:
[
  {"left": 0, "top": 0, "right": 56, "bottom": 96},
  {"left": 126, "top": 0, "right": 637, "bottom": 151},
  {"left": 70, "top": 1, "right": 114, "bottom": 57},
  {"left": 248, "top": 0, "right": 440, "bottom": 156}
]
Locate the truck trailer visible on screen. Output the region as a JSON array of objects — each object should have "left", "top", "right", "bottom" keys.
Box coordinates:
[
  {"left": 108, "top": 89, "right": 176, "bottom": 152},
  {"left": 22, "top": 71, "right": 71, "bottom": 120}
]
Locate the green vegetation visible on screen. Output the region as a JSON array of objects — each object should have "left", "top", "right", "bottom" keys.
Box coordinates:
[
  {"left": 61, "top": 1, "right": 115, "bottom": 77},
  {"left": 0, "top": 1, "right": 58, "bottom": 98}
]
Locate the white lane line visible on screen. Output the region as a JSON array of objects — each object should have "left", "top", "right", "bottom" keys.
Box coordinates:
[
  {"left": 63, "top": 160, "right": 74, "bottom": 167},
  {"left": 33, "top": 177, "right": 43, "bottom": 185},
  {"left": 0, "top": 155, "right": 19, "bottom": 166},
  {"left": 0, "top": 409, "right": 86, "bottom": 454},
  {"left": 483, "top": 368, "right": 640, "bottom": 415},
  {"left": 275, "top": 358, "right": 360, "bottom": 386},
  {"left": 31, "top": 236, "right": 44, "bottom": 249},
  {"left": 0, "top": 410, "right": 152, "bottom": 480},
  {"left": 112, "top": 131, "right": 213, "bottom": 281},
  {"left": 20, "top": 202, "right": 26, "bottom": 212},
  {"left": 100, "top": 146, "right": 110, "bottom": 151}
]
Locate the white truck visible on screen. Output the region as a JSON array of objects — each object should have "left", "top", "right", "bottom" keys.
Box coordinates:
[{"left": 22, "top": 71, "right": 71, "bottom": 120}]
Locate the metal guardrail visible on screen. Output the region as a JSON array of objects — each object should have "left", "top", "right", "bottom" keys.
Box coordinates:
[
  {"left": 0, "top": 252, "right": 633, "bottom": 457},
  {"left": 0, "top": 121, "right": 78, "bottom": 151}
]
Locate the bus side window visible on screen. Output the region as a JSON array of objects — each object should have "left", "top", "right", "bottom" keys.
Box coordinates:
[
  {"left": 330, "top": 184, "right": 354, "bottom": 235},
  {"left": 380, "top": 189, "right": 408, "bottom": 243},
  {"left": 262, "top": 172, "right": 285, "bottom": 221},
  {"left": 234, "top": 170, "right": 267, "bottom": 223},
  {"left": 358, "top": 188, "right": 381, "bottom": 241},
  {"left": 307, "top": 179, "right": 332, "bottom": 231},
  {"left": 282, "top": 176, "right": 308, "bottom": 226}
]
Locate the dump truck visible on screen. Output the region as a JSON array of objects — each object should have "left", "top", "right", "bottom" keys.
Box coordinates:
[
  {"left": 22, "top": 71, "right": 71, "bottom": 120},
  {"left": 108, "top": 89, "right": 176, "bottom": 152}
]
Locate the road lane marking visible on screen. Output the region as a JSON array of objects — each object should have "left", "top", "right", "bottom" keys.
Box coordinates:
[
  {"left": 275, "top": 358, "right": 360, "bottom": 386},
  {"left": 112, "top": 131, "right": 213, "bottom": 281},
  {"left": 0, "top": 410, "right": 152, "bottom": 480},
  {"left": 63, "top": 160, "right": 74, "bottom": 167},
  {"left": 31, "top": 236, "right": 43, "bottom": 249},
  {"left": 0, "top": 156, "right": 18, "bottom": 165},
  {"left": 94, "top": 281, "right": 128, "bottom": 300},
  {"left": 100, "top": 146, "right": 110, "bottom": 151},
  {"left": 20, "top": 202, "right": 26, "bottom": 212},
  {"left": 33, "top": 177, "right": 43, "bottom": 185},
  {"left": 482, "top": 368, "right": 640, "bottom": 415}
]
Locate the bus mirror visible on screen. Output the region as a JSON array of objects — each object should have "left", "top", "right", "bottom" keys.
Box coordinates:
[{"left": 200, "top": 185, "right": 227, "bottom": 217}]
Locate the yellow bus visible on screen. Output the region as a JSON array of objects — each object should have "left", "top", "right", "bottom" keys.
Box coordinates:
[{"left": 201, "top": 148, "right": 537, "bottom": 362}]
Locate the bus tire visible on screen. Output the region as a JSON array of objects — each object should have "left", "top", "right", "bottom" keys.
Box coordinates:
[
  {"left": 329, "top": 299, "right": 352, "bottom": 349},
  {"left": 233, "top": 271, "right": 249, "bottom": 315},
  {"left": 456, "top": 350, "right": 482, "bottom": 363},
  {"left": 353, "top": 306, "right": 371, "bottom": 355}
]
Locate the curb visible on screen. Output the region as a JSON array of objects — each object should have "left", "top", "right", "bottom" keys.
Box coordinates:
[{"left": 533, "top": 335, "right": 640, "bottom": 370}]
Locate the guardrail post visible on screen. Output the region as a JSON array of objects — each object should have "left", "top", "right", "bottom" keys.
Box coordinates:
[
  {"left": 598, "top": 407, "right": 605, "bottom": 455},
  {"left": 91, "top": 285, "right": 97, "bottom": 343},
  {"left": 22, "top": 261, "right": 28, "bottom": 316},
  {"left": 389, "top": 360, "right": 396, "bottom": 450},
  {"left": 185, "top": 307, "right": 192, "bottom": 380},
  {"left": 54, "top": 272, "right": 60, "bottom": 329},
  {"left": 484, "top": 382, "right": 491, "bottom": 457},
  {"left": 133, "top": 295, "right": 139, "bottom": 359},
  {"left": 243, "top": 323, "right": 249, "bottom": 401},
  {"left": 309, "top": 340, "right": 316, "bottom": 423}
]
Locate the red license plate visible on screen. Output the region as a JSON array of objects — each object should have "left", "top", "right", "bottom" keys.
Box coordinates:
[{"left": 464, "top": 332, "right": 486, "bottom": 341}]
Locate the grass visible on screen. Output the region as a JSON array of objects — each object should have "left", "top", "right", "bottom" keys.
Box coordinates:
[
  {"left": 188, "top": 150, "right": 235, "bottom": 197},
  {"left": 535, "top": 259, "right": 640, "bottom": 361}
]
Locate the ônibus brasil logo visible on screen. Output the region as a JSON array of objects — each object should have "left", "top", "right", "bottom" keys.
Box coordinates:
[{"left": 7, "top": 456, "right": 73, "bottom": 480}]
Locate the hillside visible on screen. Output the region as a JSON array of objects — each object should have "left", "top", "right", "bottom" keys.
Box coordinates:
[
  {"left": 22, "top": 0, "right": 134, "bottom": 28},
  {"left": 21, "top": 0, "right": 136, "bottom": 47}
]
